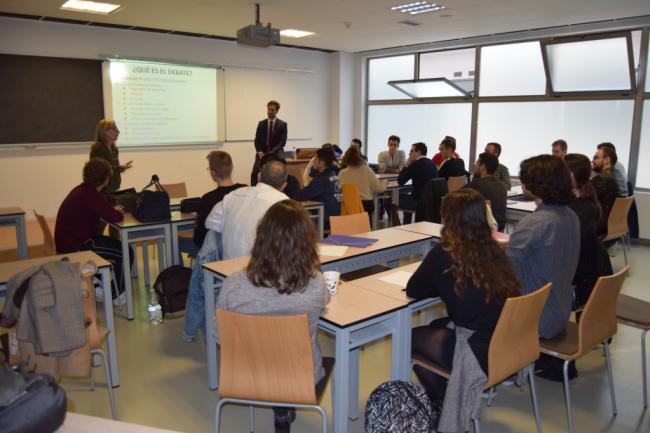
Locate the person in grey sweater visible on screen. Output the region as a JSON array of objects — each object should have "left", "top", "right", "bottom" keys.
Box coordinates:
[
  {"left": 507, "top": 155, "right": 580, "bottom": 340},
  {"left": 215, "top": 199, "right": 330, "bottom": 433}
]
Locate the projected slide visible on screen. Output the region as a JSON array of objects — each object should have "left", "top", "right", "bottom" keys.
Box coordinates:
[{"left": 106, "top": 60, "right": 218, "bottom": 146}]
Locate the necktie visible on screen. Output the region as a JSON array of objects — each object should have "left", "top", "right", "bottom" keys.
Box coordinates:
[{"left": 266, "top": 120, "right": 274, "bottom": 151}]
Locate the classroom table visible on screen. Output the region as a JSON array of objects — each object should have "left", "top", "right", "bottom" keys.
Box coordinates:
[
  {"left": 507, "top": 184, "right": 524, "bottom": 197},
  {"left": 169, "top": 197, "right": 182, "bottom": 212},
  {"left": 506, "top": 199, "right": 537, "bottom": 221},
  {"left": 394, "top": 221, "right": 442, "bottom": 238},
  {"left": 0, "top": 207, "right": 28, "bottom": 260},
  {"left": 376, "top": 173, "right": 399, "bottom": 182},
  {"left": 0, "top": 251, "right": 120, "bottom": 387},
  {"left": 57, "top": 412, "right": 184, "bottom": 433},
  {"left": 371, "top": 180, "right": 410, "bottom": 230},
  {"left": 202, "top": 226, "right": 433, "bottom": 391},
  {"left": 301, "top": 200, "right": 325, "bottom": 239},
  {"left": 109, "top": 214, "right": 172, "bottom": 320}
]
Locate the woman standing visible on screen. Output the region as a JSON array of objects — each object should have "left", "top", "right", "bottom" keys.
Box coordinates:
[
  {"left": 215, "top": 200, "right": 331, "bottom": 433},
  {"left": 89, "top": 119, "right": 133, "bottom": 194},
  {"left": 407, "top": 189, "right": 520, "bottom": 407}
]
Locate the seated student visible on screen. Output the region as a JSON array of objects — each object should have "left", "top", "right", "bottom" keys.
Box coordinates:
[
  {"left": 206, "top": 161, "right": 288, "bottom": 259},
  {"left": 216, "top": 200, "right": 331, "bottom": 433},
  {"left": 484, "top": 142, "right": 511, "bottom": 190},
  {"left": 506, "top": 155, "right": 580, "bottom": 379},
  {"left": 347, "top": 138, "right": 368, "bottom": 165},
  {"left": 597, "top": 142, "right": 628, "bottom": 197},
  {"left": 339, "top": 147, "right": 387, "bottom": 221},
  {"left": 302, "top": 143, "right": 341, "bottom": 186},
  {"left": 260, "top": 152, "right": 301, "bottom": 200},
  {"left": 193, "top": 151, "right": 245, "bottom": 249},
  {"left": 298, "top": 147, "right": 342, "bottom": 226},
  {"left": 378, "top": 135, "right": 406, "bottom": 174},
  {"left": 437, "top": 136, "right": 468, "bottom": 180},
  {"left": 432, "top": 135, "right": 460, "bottom": 167},
  {"left": 397, "top": 142, "right": 438, "bottom": 224},
  {"left": 407, "top": 189, "right": 521, "bottom": 411},
  {"left": 591, "top": 145, "right": 623, "bottom": 236},
  {"left": 464, "top": 152, "right": 507, "bottom": 231},
  {"left": 564, "top": 154, "right": 613, "bottom": 307},
  {"left": 54, "top": 158, "right": 132, "bottom": 302},
  {"left": 551, "top": 139, "right": 568, "bottom": 158}
]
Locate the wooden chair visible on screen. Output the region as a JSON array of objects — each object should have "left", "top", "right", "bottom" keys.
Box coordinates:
[
  {"left": 602, "top": 196, "right": 634, "bottom": 265},
  {"left": 340, "top": 183, "right": 364, "bottom": 216},
  {"left": 540, "top": 266, "right": 629, "bottom": 433},
  {"left": 447, "top": 175, "right": 467, "bottom": 193},
  {"left": 33, "top": 210, "right": 55, "bottom": 256},
  {"left": 412, "top": 283, "right": 551, "bottom": 433},
  {"left": 214, "top": 310, "right": 332, "bottom": 433},
  {"left": 616, "top": 293, "right": 650, "bottom": 408},
  {"left": 160, "top": 182, "right": 188, "bottom": 199}
]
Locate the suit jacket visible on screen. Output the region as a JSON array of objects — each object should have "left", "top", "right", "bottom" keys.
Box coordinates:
[
  {"left": 397, "top": 157, "right": 438, "bottom": 200},
  {"left": 254, "top": 118, "right": 288, "bottom": 154}
]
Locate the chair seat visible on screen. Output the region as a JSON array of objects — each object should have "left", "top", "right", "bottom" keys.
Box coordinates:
[
  {"left": 540, "top": 322, "right": 579, "bottom": 359},
  {"left": 617, "top": 294, "right": 650, "bottom": 328},
  {"left": 411, "top": 352, "right": 451, "bottom": 380}
]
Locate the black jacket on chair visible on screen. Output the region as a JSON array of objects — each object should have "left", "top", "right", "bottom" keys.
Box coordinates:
[{"left": 416, "top": 178, "right": 448, "bottom": 223}]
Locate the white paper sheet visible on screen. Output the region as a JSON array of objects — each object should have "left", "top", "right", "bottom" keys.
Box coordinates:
[
  {"left": 318, "top": 245, "right": 349, "bottom": 257},
  {"left": 378, "top": 270, "right": 413, "bottom": 288}
]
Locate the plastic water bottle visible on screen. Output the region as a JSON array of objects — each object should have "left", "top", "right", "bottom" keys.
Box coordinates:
[{"left": 147, "top": 300, "right": 163, "bottom": 325}]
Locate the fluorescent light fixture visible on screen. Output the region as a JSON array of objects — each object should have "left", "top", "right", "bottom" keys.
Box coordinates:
[
  {"left": 280, "top": 29, "right": 316, "bottom": 38},
  {"left": 388, "top": 78, "right": 469, "bottom": 98},
  {"left": 60, "top": 0, "right": 121, "bottom": 14},
  {"left": 391, "top": 1, "right": 446, "bottom": 15}
]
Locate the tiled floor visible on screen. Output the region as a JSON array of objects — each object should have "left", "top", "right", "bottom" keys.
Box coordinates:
[{"left": 62, "top": 242, "right": 650, "bottom": 433}]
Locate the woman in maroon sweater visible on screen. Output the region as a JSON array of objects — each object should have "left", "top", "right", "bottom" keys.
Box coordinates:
[{"left": 55, "top": 158, "right": 130, "bottom": 299}]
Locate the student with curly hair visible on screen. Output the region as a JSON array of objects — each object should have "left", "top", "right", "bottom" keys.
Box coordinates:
[
  {"left": 215, "top": 200, "right": 331, "bottom": 433},
  {"left": 407, "top": 189, "right": 521, "bottom": 405}
]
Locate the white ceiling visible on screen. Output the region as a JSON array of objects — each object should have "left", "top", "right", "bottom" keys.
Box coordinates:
[{"left": 2, "top": 0, "right": 650, "bottom": 52}]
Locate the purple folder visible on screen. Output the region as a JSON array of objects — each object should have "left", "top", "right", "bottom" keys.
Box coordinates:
[{"left": 321, "top": 234, "right": 378, "bottom": 248}]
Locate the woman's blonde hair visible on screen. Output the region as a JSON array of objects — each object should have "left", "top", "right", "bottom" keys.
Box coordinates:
[{"left": 93, "top": 119, "right": 117, "bottom": 146}]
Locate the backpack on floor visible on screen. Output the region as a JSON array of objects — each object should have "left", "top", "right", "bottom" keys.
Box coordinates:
[
  {"left": 153, "top": 265, "right": 191, "bottom": 318},
  {"left": 364, "top": 380, "right": 437, "bottom": 433}
]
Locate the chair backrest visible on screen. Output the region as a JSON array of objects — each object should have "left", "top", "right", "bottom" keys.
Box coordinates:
[
  {"left": 216, "top": 309, "right": 318, "bottom": 404},
  {"left": 33, "top": 210, "right": 55, "bottom": 256},
  {"left": 606, "top": 196, "right": 633, "bottom": 238},
  {"left": 160, "top": 182, "right": 188, "bottom": 199},
  {"left": 577, "top": 266, "right": 629, "bottom": 355},
  {"left": 447, "top": 176, "right": 466, "bottom": 193},
  {"left": 486, "top": 283, "right": 551, "bottom": 387},
  {"left": 296, "top": 148, "right": 319, "bottom": 160},
  {"left": 330, "top": 212, "right": 371, "bottom": 236},
  {"left": 340, "top": 183, "right": 364, "bottom": 216}
]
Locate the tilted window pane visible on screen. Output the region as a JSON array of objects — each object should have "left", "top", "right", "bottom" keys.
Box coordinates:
[
  {"left": 647, "top": 36, "right": 650, "bottom": 92},
  {"left": 419, "top": 48, "right": 475, "bottom": 93},
  {"left": 476, "top": 100, "right": 633, "bottom": 177},
  {"left": 367, "top": 104, "right": 472, "bottom": 164},
  {"left": 545, "top": 37, "right": 631, "bottom": 92},
  {"left": 368, "top": 55, "right": 415, "bottom": 100},
  {"left": 479, "top": 41, "right": 546, "bottom": 96},
  {"left": 636, "top": 101, "right": 650, "bottom": 188},
  {"left": 389, "top": 79, "right": 467, "bottom": 98}
]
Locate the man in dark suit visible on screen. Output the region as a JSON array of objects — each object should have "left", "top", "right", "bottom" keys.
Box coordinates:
[
  {"left": 397, "top": 142, "right": 438, "bottom": 224},
  {"left": 251, "top": 100, "right": 288, "bottom": 185}
]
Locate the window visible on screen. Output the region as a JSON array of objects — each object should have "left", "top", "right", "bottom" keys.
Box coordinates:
[
  {"left": 636, "top": 101, "right": 650, "bottom": 188},
  {"left": 388, "top": 79, "right": 468, "bottom": 98},
  {"left": 476, "top": 100, "right": 634, "bottom": 175},
  {"left": 543, "top": 36, "right": 633, "bottom": 92},
  {"left": 419, "top": 48, "right": 475, "bottom": 94},
  {"left": 367, "top": 103, "right": 472, "bottom": 164},
  {"left": 368, "top": 55, "right": 415, "bottom": 100},
  {"left": 479, "top": 42, "right": 546, "bottom": 96}
]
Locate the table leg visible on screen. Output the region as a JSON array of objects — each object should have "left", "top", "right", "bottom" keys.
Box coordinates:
[
  {"left": 396, "top": 309, "right": 413, "bottom": 381},
  {"left": 318, "top": 206, "right": 324, "bottom": 239},
  {"left": 171, "top": 224, "right": 180, "bottom": 266},
  {"left": 164, "top": 225, "right": 172, "bottom": 269},
  {"left": 348, "top": 348, "right": 360, "bottom": 420},
  {"left": 333, "top": 327, "right": 351, "bottom": 433},
  {"left": 16, "top": 215, "right": 28, "bottom": 260},
  {"left": 204, "top": 269, "right": 219, "bottom": 390},
  {"left": 99, "top": 266, "right": 119, "bottom": 386},
  {"left": 121, "top": 230, "right": 134, "bottom": 320},
  {"left": 372, "top": 194, "right": 379, "bottom": 230}
]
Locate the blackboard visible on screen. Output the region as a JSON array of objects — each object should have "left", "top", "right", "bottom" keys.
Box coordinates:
[{"left": 0, "top": 54, "right": 104, "bottom": 144}]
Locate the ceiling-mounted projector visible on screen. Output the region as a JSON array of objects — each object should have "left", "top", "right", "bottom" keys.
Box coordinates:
[{"left": 237, "top": 3, "right": 280, "bottom": 48}]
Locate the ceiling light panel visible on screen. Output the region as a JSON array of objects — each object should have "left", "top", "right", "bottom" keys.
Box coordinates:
[
  {"left": 60, "top": 0, "right": 121, "bottom": 14},
  {"left": 280, "top": 29, "right": 316, "bottom": 38},
  {"left": 391, "top": 1, "right": 446, "bottom": 15}
]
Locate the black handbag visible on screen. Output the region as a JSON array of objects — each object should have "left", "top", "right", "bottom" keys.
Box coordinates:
[
  {"left": 180, "top": 197, "right": 200, "bottom": 213},
  {"left": 133, "top": 175, "right": 171, "bottom": 222},
  {"left": 0, "top": 365, "right": 67, "bottom": 433}
]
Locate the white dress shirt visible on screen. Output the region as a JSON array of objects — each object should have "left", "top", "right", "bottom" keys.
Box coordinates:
[{"left": 205, "top": 183, "right": 288, "bottom": 259}]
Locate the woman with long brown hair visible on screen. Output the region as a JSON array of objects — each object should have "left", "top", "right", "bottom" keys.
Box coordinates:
[
  {"left": 339, "top": 146, "right": 387, "bottom": 220},
  {"left": 406, "top": 189, "right": 520, "bottom": 406},
  {"left": 215, "top": 199, "right": 330, "bottom": 433}
]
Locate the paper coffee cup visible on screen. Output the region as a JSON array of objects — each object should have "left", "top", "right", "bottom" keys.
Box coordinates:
[{"left": 323, "top": 271, "right": 341, "bottom": 295}]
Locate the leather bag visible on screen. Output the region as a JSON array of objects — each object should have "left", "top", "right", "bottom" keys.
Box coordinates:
[{"left": 133, "top": 175, "right": 171, "bottom": 222}]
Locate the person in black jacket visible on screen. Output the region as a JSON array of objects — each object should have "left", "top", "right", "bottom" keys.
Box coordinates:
[
  {"left": 464, "top": 152, "right": 507, "bottom": 231},
  {"left": 407, "top": 189, "right": 521, "bottom": 405},
  {"left": 591, "top": 146, "right": 622, "bottom": 237},
  {"left": 251, "top": 100, "right": 288, "bottom": 185},
  {"left": 297, "top": 147, "right": 342, "bottom": 228},
  {"left": 437, "top": 136, "right": 469, "bottom": 180},
  {"left": 397, "top": 142, "right": 438, "bottom": 224},
  {"left": 259, "top": 153, "right": 301, "bottom": 200}
]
